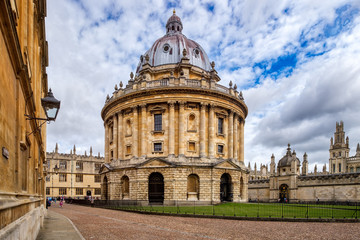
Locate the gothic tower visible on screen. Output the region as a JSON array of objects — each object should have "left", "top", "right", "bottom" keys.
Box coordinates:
[{"left": 329, "top": 121, "right": 350, "bottom": 173}]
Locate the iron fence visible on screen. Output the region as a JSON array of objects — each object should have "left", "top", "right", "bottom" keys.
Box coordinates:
[{"left": 68, "top": 199, "right": 360, "bottom": 220}]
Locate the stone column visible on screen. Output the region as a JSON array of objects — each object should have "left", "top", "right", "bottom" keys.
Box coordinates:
[
  {"left": 239, "top": 119, "right": 245, "bottom": 162},
  {"left": 132, "top": 106, "right": 138, "bottom": 157},
  {"left": 208, "top": 104, "right": 215, "bottom": 157},
  {"left": 228, "top": 111, "right": 234, "bottom": 159},
  {"left": 105, "top": 123, "right": 109, "bottom": 162},
  {"left": 118, "top": 111, "right": 123, "bottom": 160},
  {"left": 178, "top": 101, "right": 186, "bottom": 156},
  {"left": 168, "top": 101, "right": 175, "bottom": 156},
  {"left": 200, "top": 102, "right": 206, "bottom": 157},
  {"left": 140, "top": 104, "right": 147, "bottom": 157},
  {"left": 108, "top": 123, "right": 112, "bottom": 161},
  {"left": 113, "top": 114, "right": 118, "bottom": 160},
  {"left": 233, "top": 115, "right": 238, "bottom": 161}
]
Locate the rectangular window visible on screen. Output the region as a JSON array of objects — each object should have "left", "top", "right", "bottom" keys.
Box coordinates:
[
  {"left": 339, "top": 152, "right": 341, "bottom": 157},
  {"left": 76, "top": 188, "right": 83, "bottom": 195},
  {"left": 76, "top": 174, "right": 83, "bottom": 182},
  {"left": 154, "top": 143, "right": 162, "bottom": 152},
  {"left": 95, "top": 188, "right": 101, "bottom": 195},
  {"left": 95, "top": 163, "right": 101, "bottom": 171},
  {"left": 76, "top": 161, "right": 83, "bottom": 170},
  {"left": 59, "top": 174, "right": 67, "bottom": 182},
  {"left": 60, "top": 160, "right": 67, "bottom": 169},
  {"left": 350, "top": 167, "right": 354, "bottom": 173},
  {"left": 46, "top": 187, "right": 50, "bottom": 195},
  {"left": 59, "top": 188, "right": 67, "bottom": 195},
  {"left": 339, "top": 163, "right": 341, "bottom": 172},
  {"left": 154, "top": 114, "right": 162, "bottom": 131},
  {"left": 218, "top": 118, "right": 224, "bottom": 134},
  {"left": 217, "top": 144, "right": 224, "bottom": 154},
  {"left": 126, "top": 145, "right": 131, "bottom": 155},
  {"left": 94, "top": 175, "right": 101, "bottom": 183},
  {"left": 46, "top": 176, "right": 50, "bottom": 182},
  {"left": 357, "top": 167, "right": 360, "bottom": 173},
  {"left": 333, "top": 164, "right": 335, "bottom": 173},
  {"left": 188, "top": 142, "right": 196, "bottom": 152}
]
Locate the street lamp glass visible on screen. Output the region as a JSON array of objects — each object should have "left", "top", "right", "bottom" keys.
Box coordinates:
[{"left": 41, "top": 89, "right": 60, "bottom": 121}]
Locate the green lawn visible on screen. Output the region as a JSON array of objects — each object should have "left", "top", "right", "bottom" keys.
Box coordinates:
[{"left": 106, "top": 202, "right": 360, "bottom": 219}]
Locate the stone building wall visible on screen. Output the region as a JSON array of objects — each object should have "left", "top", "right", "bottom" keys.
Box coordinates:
[{"left": 46, "top": 145, "right": 104, "bottom": 199}]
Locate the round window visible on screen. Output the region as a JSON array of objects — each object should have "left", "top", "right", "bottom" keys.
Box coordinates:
[
  {"left": 194, "top": 48, "right": 200, "bottom": 57},
  {"left": 163, "top": 44, "right": 170, "bottom": 52}
]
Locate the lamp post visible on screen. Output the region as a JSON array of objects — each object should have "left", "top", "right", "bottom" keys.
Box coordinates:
[{"left": 52, "top": 164, "right": 60, "bottom": 198}]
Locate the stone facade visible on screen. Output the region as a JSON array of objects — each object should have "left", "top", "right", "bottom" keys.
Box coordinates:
[
  {"left": 248, "top": 122, "right": 360, "bottom": 202},
  {"left": 0, "top": 0, "right": 48, "bottom": 239},
  {"left": 45, "top": 144, "right": 105, "bottom": 199},
  {"left": 100, "top": 11, "right": 248, "bottom": 204}
]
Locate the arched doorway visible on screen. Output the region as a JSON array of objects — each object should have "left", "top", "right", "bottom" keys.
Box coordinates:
[
  {"left": 279, "top": 184, "right": 289, "bottom": 203},
  {"left": 240, "top": 177, "right": 244, "bottom": 200},
  {"left": 86, "top": 190, "right": 92, "bottom": 196},
  {"left": 121, "top": 175, "right": 130, "bottom": 199},
  {"left": 103, "top": 176, "right": 108, "bottom": 200},
  {"left": 148, "top": 172, "right": 164, "bottom": 203},
  {"left": 220, "top": 173, "right": 232, "bottom": 202},
  {"left": 187, "top": 174, "right": 199, "bottom": 200}
]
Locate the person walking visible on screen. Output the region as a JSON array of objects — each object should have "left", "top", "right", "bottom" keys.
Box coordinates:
[{"left": 59, "top": 199, "right": 63, "bottom": 208}]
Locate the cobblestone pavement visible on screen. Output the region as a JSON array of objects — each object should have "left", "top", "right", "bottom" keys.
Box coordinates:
[{"left": 49, "top": 203, "right": 360, "bottom": 240}]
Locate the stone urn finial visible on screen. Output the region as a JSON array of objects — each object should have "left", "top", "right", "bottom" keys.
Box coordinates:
[
  {"left": 145, "top": 54, "right": 150, "bottom": 62},
  {"left": 114, "top": 84, "right": 118, "bottom": 91},
  {"left": 119, "top": 81, "right": 123, "bottom": 89},
  {"left": 234, "top": 84, "right": 237, "bottom": 90},
  {"left": 182, "top": 48, "right": 187, "bottom": 57},
  {"left": 211, "top": 61, "right": 215, "bottom": 69},
  {"left": 130, "top": 72, "right": 134, "bottom": 79},
  {"left": 229, "top": 81, "right": 233, "bottom": 88}
]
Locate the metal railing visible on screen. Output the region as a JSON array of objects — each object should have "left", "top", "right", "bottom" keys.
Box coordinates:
[{"left": 69, "top": 199, "right": 360, "bottom": 220}]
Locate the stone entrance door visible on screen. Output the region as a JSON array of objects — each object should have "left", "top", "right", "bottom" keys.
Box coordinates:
[
  {"left": 86, "top": 190, "right": 92, "bottom": 196},
  {"left": 220, "top": 173, "right": 232, "bottom": 202},
  {"left": 279, "top": 184, "right": 289, "bottom": 203},
  {"left": 148, "top": 172, "right": 164, "bottom": 203}
]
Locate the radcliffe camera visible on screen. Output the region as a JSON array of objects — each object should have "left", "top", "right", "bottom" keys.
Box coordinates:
[{"left": 1, "top": 1, "right": 360, "bottom": 240}]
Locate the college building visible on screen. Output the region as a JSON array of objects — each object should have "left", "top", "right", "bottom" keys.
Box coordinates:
[
  {"left": 248, "top": 121, "right": 360, "bottom": 202},
  {"left": 45, "top": 144, "right": 105, "bottom": 199},
  {"left": 100, "top": 11, "right": 249, "bottom": 204},
  {"left": 0, "top": 0, "right": 49, "bottom": 239}
]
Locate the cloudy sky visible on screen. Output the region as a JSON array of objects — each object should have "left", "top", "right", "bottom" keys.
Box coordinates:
[{"left": 45, "top": 0, "right": 360, "bottom": 172}]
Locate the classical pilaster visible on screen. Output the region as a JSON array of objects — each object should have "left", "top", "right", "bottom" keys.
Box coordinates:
[
  {"left": 105, "top": 123, "right": 109, "bottom": 162},
  {"left": 208, "top": 104, "right": 215, "bottom": 157},
  {"left": 113, "top": 114, "right": 118, "bottom": 160},
  {"left": 168, "top": 101, "right": 176, "bottom": 156},
  {"left": 233, "top": 115, "right": 238, "bottom": 161},
  {"left": 200, "top": 102, "right": 206, "bottom": 157},
  {"left": 239, "top": 118, "right": 245, "bottom": 162},
  {"left": 140, "top": 104, "right": 147, "bottom": 157},
  {"left": 178, "top": 101, "right": 186, "bottom": 156},
  {"left": 132, "top": 106, "right": 139, "bottom": 157},
  {"left": 228, "top": 111, "right": 234, "bottom": 159},
  {"left": 118, "top": 111, "right": 123, "bottom": 160}
]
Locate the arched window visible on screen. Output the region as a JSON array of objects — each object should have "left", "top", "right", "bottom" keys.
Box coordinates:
[
  {"left": 187, "top": 174, "right": 199, "bottom": 200},
  {"left": 172, "top": 26, "right": 174, "bottom": 31},
  {"left": 121, "top": 175, "right": 130, "bottom": 199},
  {"left": 102, "top": 176, "right": 108, "bottom": 200},
  {"left": 187, "top": 113, "right": 196, "bottom": 131},
  {"left": 126, "top": 119, "right": 132, "bottom": 136}
]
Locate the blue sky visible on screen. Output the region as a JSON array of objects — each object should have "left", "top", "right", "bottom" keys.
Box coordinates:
[{"left": 46, "top": 0, "right": 360, "bottom": 171}]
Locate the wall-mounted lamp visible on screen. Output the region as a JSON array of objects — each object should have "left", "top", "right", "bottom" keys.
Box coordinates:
[{"left": 25, "top": 88, "right": 61, "bottom": 136}]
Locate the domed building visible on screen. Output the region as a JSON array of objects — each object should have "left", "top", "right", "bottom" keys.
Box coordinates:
[{"left": 100, "top": 11, "right": 248, "bottom": 204}]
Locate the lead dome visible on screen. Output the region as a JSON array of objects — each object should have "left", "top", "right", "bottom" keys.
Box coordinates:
[{"left": 136, "top": 10, "right": 211, "bottom": 74}]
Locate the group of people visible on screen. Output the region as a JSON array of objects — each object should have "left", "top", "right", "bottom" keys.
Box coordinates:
[{"left": 46, "top": 196, "right": 64, "bottom": 209}]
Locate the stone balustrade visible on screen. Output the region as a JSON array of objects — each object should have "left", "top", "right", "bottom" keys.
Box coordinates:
[{"left": 106, "top": 78, "right": 244, "bottom": 103}]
